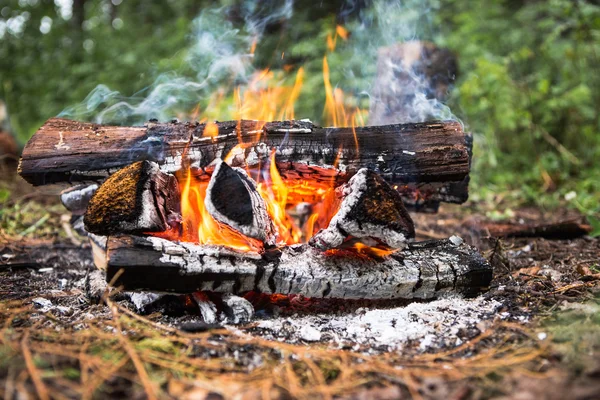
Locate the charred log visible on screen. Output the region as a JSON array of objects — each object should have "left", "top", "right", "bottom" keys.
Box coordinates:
[
  {"left": 84, "top": 161, "right": 181, "bottom": 235},
  {"left": 205, "top": 159, "right": 277, "bottom": 246},
  {"left": 310, "top": 168, "right": 415, "bottom": 250},
  {"left": 18, "top": 118, "right": 471, "bottom": 207},
  {"left": 93, "top": 235, "right": 492, "bottom": 299}
]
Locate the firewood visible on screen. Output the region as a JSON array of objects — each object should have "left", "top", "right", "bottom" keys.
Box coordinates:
[
  {"left": 205, "top": 159, "right": 277, "bottom": 246},
  {"left": 84, "top": 161, "right": 181, "bottom": 235},
  {"left": 18, "top": 118, "right": 471, "bottom": 208},
  {"left": 310, "top": 168, "right": 414, "bottom": 250},
  {"left": 92, "top": 235, "right": 492, "bottom": 299},
  {"left": 466, "top": 217, "right": 592, "bottom": 240}
]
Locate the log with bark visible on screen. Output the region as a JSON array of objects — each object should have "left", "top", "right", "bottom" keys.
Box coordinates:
[
  {"left": 92, "top": 234, "right": 492, "bottom": 299},
  {"left": 18, "top": 118, "right": 471, "bottom": 209}
]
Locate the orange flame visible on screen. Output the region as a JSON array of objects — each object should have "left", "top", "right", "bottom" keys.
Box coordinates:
[
  {"left": 161, "top": 169, "right": 263, "bottom": 252},
  {"left": 203, "top": 121, "right": 219, "bottom": 139},
  {"left": 151, "top": 38, "right": 392, "bottom": 256}
]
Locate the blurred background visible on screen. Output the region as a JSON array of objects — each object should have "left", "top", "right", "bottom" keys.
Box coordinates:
[{"left": 0, "top": 0, "right": 598, "bottom": 227}]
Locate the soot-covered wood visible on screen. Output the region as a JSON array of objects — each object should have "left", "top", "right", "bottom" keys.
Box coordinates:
[
  {"left": 205, "top": 159, "right": 277, "bottom": 245},
  {"left": 93, "top": 235, "right": 492, "bottom": 299},
  {"left": 310, "top": 168, "right": 415, "bottom": 250},
  {"left": 84, "top": 161, "right": 181, "bottom": 235},
  {"left": 19, "top": 118, "right": 471, "bottom": 207}
]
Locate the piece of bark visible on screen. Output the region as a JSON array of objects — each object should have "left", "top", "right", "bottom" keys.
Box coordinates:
[
  {"left": 205, "top": 159, "right": 277, "bottom": 246},
  {"left": 94, "top": 235, "right": 492, "bottom": 299},
  {"left": 84, "top": 160, "right": 181, "bottom": 235},
  {"left": 18, "top": 118, "right": 471, "bottom": 207},
  {"left": 310, "top": 168, "right": 415, "bottom": 250},
  {"left": 466, "top": 217, "right": 592, "bottom": 240}
]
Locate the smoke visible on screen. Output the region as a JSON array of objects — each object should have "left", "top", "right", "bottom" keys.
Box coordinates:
[
  {"left": 60, "top": 0, "right": 457, "bottom": 126},
  {"left": 338, "top": 0, "right": 457, "bottom": 124},
  {"left": 60, "top": 1, "right": 293, "bottom": 124}
]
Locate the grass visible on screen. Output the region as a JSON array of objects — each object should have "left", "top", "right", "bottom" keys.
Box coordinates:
[{"left": 0, "top": 296, "right": 553, "bottom": 399}]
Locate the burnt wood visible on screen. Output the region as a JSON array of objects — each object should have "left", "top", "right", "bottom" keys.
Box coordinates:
[
  {"left": 310, "top": 168, "right": 415, "bottom": 250},
  {"left": 93, "top": 235, "right": 492, "bottom": 299},
  {"left": 18, "top": 118, "right": 471, "bottom": 207},
  {"left": 205, "top": 159, "right": 277, "bottom": 245},
  {"left": 84, "top": 161, "right": 181, "bottom": 235},
  {"left": 466, "top": 217, "right": 592, "bottom": 240}
]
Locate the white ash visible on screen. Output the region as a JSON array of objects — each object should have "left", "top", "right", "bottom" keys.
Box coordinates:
[
  {"left": 221, "top": 294, "right": 254, "bottom": 324},
  {"left": 128, "top": 292, "right": 164, "bottom": 312},
  {"left": 252, "top": 295, "right": 501, "bottom": 351}
]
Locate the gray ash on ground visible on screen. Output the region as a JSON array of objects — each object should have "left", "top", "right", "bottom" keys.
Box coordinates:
[{"left": 245, "top": 295, "right": 503, "bottom": 352}]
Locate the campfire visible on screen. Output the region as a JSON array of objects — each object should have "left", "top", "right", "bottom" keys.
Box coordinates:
[
  {"left": 18, "top": 113, "right": 491, "bottom": 320},
  {"left": 17, "top": 42, "right": 491, "bottom": 322}
]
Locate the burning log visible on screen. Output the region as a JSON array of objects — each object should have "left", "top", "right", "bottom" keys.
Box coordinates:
[
  {"left": 18, "top": 118, "right": 471, "bottom": 208},
  {"left": 83, "top": 161, "right": 181, "bottom": 235},
  {"left": 92, "top": 235, "right": 492, "bottom": 299},
  {"left": 310, "top": 168, "right": 414, "bottom": 250},
  {"left": 205, "top": 159, "right": 277, "bottom": 246}
]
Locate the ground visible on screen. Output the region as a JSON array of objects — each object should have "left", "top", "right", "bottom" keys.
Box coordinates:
[{"left": 1, "top": 172, "right": 599, "bottom": 399}]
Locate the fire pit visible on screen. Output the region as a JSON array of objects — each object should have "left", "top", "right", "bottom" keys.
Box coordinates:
[{"left": 18, "top": 116, "right": 492, "bottom": 321}]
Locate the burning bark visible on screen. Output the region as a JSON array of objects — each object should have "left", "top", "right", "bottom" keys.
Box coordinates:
[
  {"left": 83, "top": 161, "right": 181, "bottom": 235},
  {"left": 18, "top": 118, "right": 471, "bottom": 209},
  {"left": 310, "top": 168, "right": 415, "bottom": 250},
  {"left": 92, "top": 235, "right": 492, "bottom": 299},
  {"left": 205, "top": 159, "right": 277, "bottom": 246}
]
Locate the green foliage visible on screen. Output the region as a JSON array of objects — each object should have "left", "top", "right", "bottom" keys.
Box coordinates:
[
  {"left": 436, "top": 0, "right": 600, "bottom": 217},
  {"left": 544, "top": 297, "right": 600, "bottom": 374}
]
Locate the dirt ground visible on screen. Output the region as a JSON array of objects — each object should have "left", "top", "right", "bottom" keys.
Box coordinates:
[{"left": 1, "top": 171, "right": 599, "bottom": 399}]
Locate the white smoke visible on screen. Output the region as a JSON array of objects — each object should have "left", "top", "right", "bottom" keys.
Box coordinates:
[
  {"left": 60, "top": 0, "right": 456, "bottom": 125},
  {"left": 60, "top": 2, "right": 293, "bottom": 124}
]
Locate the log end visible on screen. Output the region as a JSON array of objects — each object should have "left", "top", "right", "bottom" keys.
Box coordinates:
[{"left": 84, "top": 161, "right": 180, "bottom": 235}]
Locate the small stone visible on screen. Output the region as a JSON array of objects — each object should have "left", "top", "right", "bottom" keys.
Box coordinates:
[
  {"left": 299, "top": 325, "right": 322, "bottom": 342},
  {"left": 449, "top": 235, "right": 463, "bottom": 246},
  {"left": 537, "top": 332, "right": 547, "bottom": 340},
  {"left": 32, "top": 297, "right": 52, "bottom": 310},
  {"left": 128, "top": 292, "right": 164, "bottom": 312}
]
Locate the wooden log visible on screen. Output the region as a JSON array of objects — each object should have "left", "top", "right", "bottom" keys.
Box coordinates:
[
  {"left": 205, "top": 159, "right": 277, "bottom": 245},
  {"left": 84, "top": 160, "right": 181, "bottom": 235},
  {"left": 0, "top": 241, "right": 93, "bottom": 271},
  {"left": 18, "top": 118, "right": 471, "bottom": 206},
  {"left": 310, "top": 168, "right": 415, "bottom": 250},
  {"left": 465, "top": 217, "right": 592, "bottom": 240},
  {"left": 93, "top": 235, "right": 492, "bottom": 299}
]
